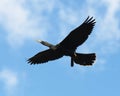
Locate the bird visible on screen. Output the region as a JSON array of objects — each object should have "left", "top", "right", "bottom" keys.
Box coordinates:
[{"left": 27, "top": 16, "right": 96, "bottom": 67}]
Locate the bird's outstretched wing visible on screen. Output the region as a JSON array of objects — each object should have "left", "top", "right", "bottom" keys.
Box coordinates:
[
  {"left": 28, "top": 49, "right": 63, "bottom": 64},
  {"left": 60, "top": 16, "right": 96, "bottom": 50}
]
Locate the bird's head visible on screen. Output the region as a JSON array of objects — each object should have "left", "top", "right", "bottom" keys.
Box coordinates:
[{"left": 36, "top": 40, "right": 42, "bottom": 43}]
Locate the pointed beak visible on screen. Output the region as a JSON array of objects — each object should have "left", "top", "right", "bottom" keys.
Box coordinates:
[{"left": 36, "top": 40, "right": 42, "bottom": 43}]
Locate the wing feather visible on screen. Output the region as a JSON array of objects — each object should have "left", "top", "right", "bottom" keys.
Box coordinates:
[
  {"left": 60, "top": 16, "right": 96, "bottom": 50},
  {"left": 28, "top": 49, "right": 63, "bottom": 64}
]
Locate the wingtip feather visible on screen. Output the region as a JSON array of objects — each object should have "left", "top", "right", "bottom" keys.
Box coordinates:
[{"left": 84, "top": 16, "right": 96, "bottom": 24}]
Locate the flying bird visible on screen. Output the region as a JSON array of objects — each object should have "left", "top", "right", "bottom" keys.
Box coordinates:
[{"left": 28, "top": 16, "right": 96, "bottom": 67}]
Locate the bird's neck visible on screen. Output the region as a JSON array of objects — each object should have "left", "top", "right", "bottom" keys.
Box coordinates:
[{"left": 39, "top": 40, "right": 57, "bottom": 50}]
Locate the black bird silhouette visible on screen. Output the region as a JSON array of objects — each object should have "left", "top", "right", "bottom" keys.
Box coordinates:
[{"left": 28, "top": 16, "right": 96, "bottom": 67}]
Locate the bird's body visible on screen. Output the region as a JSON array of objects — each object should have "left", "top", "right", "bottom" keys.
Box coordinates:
[{"left": 28, "top": 16, "right": 96, "bottom": 67}]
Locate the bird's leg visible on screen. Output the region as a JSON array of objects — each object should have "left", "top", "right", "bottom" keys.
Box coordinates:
[
  {"left": 36, "top": 40, "right": 57, "bottom": 50},
  {"left": 71, "top": 57, "right": 74, "bottom": 67},
  {"left": 70, "top": 53, "right": 77, "bottom": 67}
]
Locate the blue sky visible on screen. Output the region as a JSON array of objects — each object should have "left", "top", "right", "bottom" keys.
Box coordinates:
[{"left": 0, "top": 0, "right": 120, "bottom": 96}]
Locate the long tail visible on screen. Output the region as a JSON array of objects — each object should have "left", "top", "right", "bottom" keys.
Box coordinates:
[{"left": 73, "top": 53, "right": 96, "bottom": 66}]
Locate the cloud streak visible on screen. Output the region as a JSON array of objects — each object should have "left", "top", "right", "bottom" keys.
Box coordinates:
[
  {"left": 87, "top": 0, "right": 120, "bottom": 53},
  {"left": 0, "top": 69, "right": 18, "bottom": 96},
  {"left": 0, "top": 0, "right": 47, "bottom": 47}
]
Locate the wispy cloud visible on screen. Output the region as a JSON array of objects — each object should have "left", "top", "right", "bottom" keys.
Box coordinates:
[
  {"left": 0, "top": 0, "right": 89, "bottom": 47},
  {"left": 0, "top": 69, "right": 18, "bottom": 96},
  {"left": 0, "top": 0, "right": 48, "bottom": 47},
  {"left": 87, "top": 0, "right": 120, "bottom": 53}
]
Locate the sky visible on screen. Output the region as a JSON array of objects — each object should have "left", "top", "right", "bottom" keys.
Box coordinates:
[{"left": 0, "top": 0, "right": 120, "bottom": 96}]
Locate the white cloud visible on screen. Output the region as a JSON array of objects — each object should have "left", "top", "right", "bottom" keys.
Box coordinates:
[
  {"left": 87, "top": 0, "right": 120, "bottom": 52},
  {"left": 0, "top": 69, "right": 18, "bottom": 96},
  {"left": 97, "top": 0, "right": 120, "bottom": 40},
  {"left": 0, "top": 0, "right": 48, "bottom": 47},
  {"left": 59, "top": 7, "right": 79, "bottom": 25},
  {"left": 31, "top": 0, "right": 56, "bottom": 12},
  {"left": 0, "top": 0, "right": 82, "bottom": 47}
]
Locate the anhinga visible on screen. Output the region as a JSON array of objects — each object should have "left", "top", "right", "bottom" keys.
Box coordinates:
[{"left": 28, "top": 16, "right": 96, "bottom": 67}]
